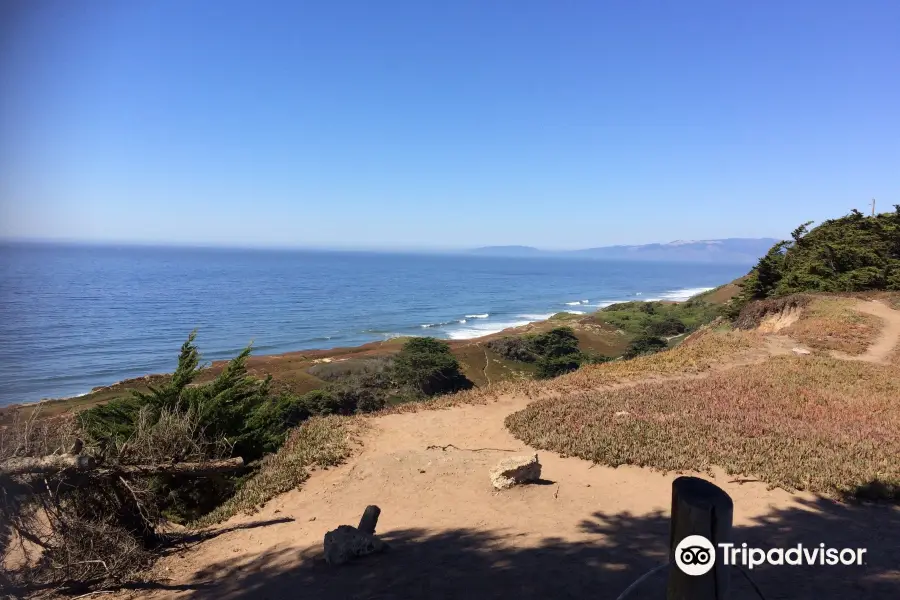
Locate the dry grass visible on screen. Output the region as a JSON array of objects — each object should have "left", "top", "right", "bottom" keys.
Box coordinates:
[
  {"left": 506, "top": 355, "right": 900, "bottom": 501},
  {"left": 194, "top": 416, "right": 360, "bottom": 526},
  {"left": 0, "top": 408, "right": 78, "bottom": 461},
  {"left": 376, "top": 327, "right": 765, "bottom": 418},
  {"left": 544, "top": 327, "right": 763, "bottom": 393},
  {"left": 784, "top": 297, "right": 882, "bottom": 355}
]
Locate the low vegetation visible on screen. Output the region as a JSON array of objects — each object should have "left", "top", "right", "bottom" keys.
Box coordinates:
[
  {"left": 782, "top": 297, "right": 882, "bottom": 354},
  {"left": 621, "top": 334, "right": 668, "bottom": 359},
  {"left": 0, "top": 333, "right": 470, "bottom": 592},
  {"left": 195, "top": 415, "right": 358, "bottom": 526},
  {"left": 547, "top": 327, "right": 762, "bottom": 392},
  {"left": 487, "top": 327, "right": 605, "bottom": 379},
  {"left": 507, "top": 355, "right": 900, "bottom": 501},
  {"left": 592, "top": 298, "right": 720, "bottom": 336}
]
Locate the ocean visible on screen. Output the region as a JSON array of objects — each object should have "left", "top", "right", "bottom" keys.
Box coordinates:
[{"left": 0, "top": 243, "right": 749, "bottom": 406}]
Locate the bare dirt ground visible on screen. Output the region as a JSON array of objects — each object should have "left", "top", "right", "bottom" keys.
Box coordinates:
[
  {"left": 125, "top": 301, "right": 900, "bottom": 600},
  {"left": 830, "top": 299, "right": 900, "bottom": 364}
]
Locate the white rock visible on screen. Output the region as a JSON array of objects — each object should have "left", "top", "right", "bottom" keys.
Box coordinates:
[
  {"left": 490, "top": 453, "right": 542, "bottom": 490},
  {"left": 792, "top": 347, "right": 811, "bottom": 355}
]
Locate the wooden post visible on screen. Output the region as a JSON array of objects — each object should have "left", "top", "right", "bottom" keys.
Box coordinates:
[
  {"left": 667, "top": 476, "right": 733, "bottom": 600},
  {"left": 358, "top": 505, "right": 381, "bottom": 535}
]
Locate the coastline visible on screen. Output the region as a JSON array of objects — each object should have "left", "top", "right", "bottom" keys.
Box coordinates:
[
  {"left": 0, "top": 282, "right": 741, "bottom": 420},
  {"left": 1, "top": 318, "right": 566, "bottom": 413}
]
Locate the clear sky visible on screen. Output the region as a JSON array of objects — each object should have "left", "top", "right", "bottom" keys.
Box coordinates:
[{"left": 1, "top": 1, "right": 898, "bottom": 250}]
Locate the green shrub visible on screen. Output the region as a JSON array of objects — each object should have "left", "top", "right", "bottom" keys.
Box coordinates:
[
  {"left": 581, "top": 350, "right": 614, "bottom": 365},
  {"left": 330, "top": 383, "right": 386, "bottom": 414},
  {"left": 307, "top": 356, "right": 393, "bottom": 382},
  {"left": 527, "top": 327, "right": 580, "bottom": 358},
  {"left": 535, "top": 354, "right": 583, "bottom": 379},
  {"left": 392, "top": 337, "right": 473, "bottom": 397},
  {"left": 81, "top": 332, "right": 275, "bottom": 463},
  {"left": 243, "top": 393, "right": 312, "bottom": 454},
  {"left": 646, "top": 316, "right": 687, "bottom": 337},
  {"left": 623, "top": 335, "right": 668, "bottom": 359},
  {"left": 488, "top": 328, "right": 590, "bottom": 379},
  {"left": 486, "top": 336, "right": 536, "bottom": 362}
]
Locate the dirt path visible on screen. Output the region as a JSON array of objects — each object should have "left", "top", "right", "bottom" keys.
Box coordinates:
[
  {"left": 135, "top": 405, "right": 899, "bottom": 599},
  {"left": 482, "top": 347, "right": 492, "bottom": 385},
  {"left": 126, "top": 307, "right": 900, "bottom": 599},
  {"left": 832, "top": 300, "right": 900, "bottom": 363}
]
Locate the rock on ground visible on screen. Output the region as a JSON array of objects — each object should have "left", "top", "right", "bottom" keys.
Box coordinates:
[
  {"left": 323, "top": 525, "right": 387, "bottom": 566},
  {"left": 490, "top": 453, "right": 542, "bottom": 490}
]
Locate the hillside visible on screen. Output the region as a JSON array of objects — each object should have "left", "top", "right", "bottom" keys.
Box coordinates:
[
  {"left": 4, "top": 210, "right": 900, "bottom": 598},
  {"left": 736, "top": 207, "right": 900, "bottom": 307},
  {"left": 64, "top": 291, "right": 900, "bottom": 600},
  {"left": 472, "top": 238, "right": 779, "bottom": 263}
]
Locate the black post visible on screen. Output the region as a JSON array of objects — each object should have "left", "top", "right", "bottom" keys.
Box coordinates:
[
  {"left": 358, "top": 505, "right": 381, "bottom": 535},
  {"left": 667, "top": 476, "right": 733, "bottom": 600}
]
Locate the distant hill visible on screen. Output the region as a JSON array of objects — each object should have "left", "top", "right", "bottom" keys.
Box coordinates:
[
  {"left": 469, "top": 245, "right": 545, "bottom": 257},
  {"left": 470, "top": 238, "right": 779, "bottom": 264}
]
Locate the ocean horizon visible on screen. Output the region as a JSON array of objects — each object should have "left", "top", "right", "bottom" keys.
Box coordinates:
[{"left": 0, "top": 242, "right": 749, "bottom": 406}]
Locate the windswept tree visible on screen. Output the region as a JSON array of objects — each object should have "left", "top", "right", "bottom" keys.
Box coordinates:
[
  {"left": 734, "top": 206, "right": 900, "bottom": 312},
  {"left": 391, "top": 337, "right": 472, "bottom": 397}
]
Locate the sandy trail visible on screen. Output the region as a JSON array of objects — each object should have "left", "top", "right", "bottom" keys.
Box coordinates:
[
  {"left": 135, "top": 394, "right": 900, "bottom": 599},
  {"left": 125, "top": 303, "right": 900, "bottom": 599},
  {"left": 831, "top": 300, "right": 900, "bottom": 363}
]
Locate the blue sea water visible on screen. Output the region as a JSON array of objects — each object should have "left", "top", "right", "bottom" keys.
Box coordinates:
[{"left": 0, "top": 243, "right": 750, "bottom": 406}]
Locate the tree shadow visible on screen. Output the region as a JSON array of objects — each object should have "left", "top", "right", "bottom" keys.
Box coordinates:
[
  {"left": 139, "top": 494, "right": 899, "bottom": 599},
  {"left": 158, "top": 517, "right": 296, "bottom": 557}
]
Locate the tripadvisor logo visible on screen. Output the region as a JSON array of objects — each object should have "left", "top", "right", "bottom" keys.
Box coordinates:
[
  {"left": 675, "top": 535, "right": 716, "bottom": 576},
  {"left": 674, "top": 535, "right": 868, "bottom": 576}
]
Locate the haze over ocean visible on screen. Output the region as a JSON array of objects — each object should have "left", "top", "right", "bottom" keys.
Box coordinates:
[{"left": 0, "top": 243, "right": 748, "bottom": 405}]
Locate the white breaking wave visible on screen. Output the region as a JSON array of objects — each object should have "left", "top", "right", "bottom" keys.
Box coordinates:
[
  {"left": 658, "top": 287, "right": 714, "bottom": 301},
  {"left": 565, "top": 300, "right": 591, "bottom": 306},
  {"left": 465, "top": 313, "right": 490, "bottom": 319},
  {"left": 458, "top": 319, "right": 467, "bottom": 324},
  {"left": 592, "top": 301, "right": 619, "bottom": 308},
  {"left": 420, "top": 320, "right": 454, "bottom": 328},
  {"left": 565, "top": 310, "right": 585, "bottom": 314},
  {"left": 517, "top": 313, "right": 555, "bottom": 321},
  {"left": 447, "top": 319, "right": 532, "bottom": 340}
]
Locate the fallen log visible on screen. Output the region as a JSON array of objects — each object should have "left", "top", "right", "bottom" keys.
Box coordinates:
[
  {"left": 0, "top": 454, "right": 244, "bottom": 477},
  {"left": 1, "top": 454, "right": 96, "bottom": 475},
  {"left": 102, "top": 457, "right": 244, "bottom": 476}
]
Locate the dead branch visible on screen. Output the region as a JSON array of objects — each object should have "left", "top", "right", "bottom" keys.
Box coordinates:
[
  {"left": 1, "top": 454, "right": 97, "bottom": 475},
  {"left": 1, "top": 455, "right": 244, "bottom": 477},
  {"left": 425, "top": 444, "right": 517, "bottom": 452}
]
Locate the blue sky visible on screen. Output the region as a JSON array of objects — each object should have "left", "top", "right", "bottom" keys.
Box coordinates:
[{"left": 1, "top": 1, "right": 898, "bottom": 250}]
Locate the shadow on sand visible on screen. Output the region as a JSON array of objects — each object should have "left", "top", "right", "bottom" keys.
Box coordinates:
[{"left": 132, "top": 495, "right": 899, "bottom": 599}]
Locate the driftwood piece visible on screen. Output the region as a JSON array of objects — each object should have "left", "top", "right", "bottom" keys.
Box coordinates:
[
  {"left": 0, "top": 454, "right": 244, "bottom": 477},
  {"left": 1, "top": 454, "right": 96, "bottom": 475}
]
